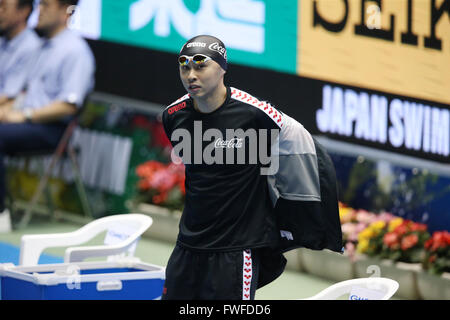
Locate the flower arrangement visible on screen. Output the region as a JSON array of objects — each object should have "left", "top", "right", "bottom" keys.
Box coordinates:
[
  {"left": 422, "top": 231, "right": 450, "bottom": 275},
  {"left": 356, "top": 220, "right": 387, "bottom": 256},
  {"left": 379, "top": 219, "right": 430, "bottom": 263},
  {"left": 339, "top": 203, "right": 434, "bottom": 266},
  {"left": 136, "top": 160, "right": 185, "bottom": 210},
  {"left": 339, "top": 202, "right": 395, "bottom": 260}
]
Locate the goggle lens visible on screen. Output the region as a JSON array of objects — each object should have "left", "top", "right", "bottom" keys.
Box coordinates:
[{"left": 179, "top": 54, "right": 211, "bottom": 66}]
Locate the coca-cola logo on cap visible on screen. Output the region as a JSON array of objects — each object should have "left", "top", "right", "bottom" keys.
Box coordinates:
[{"left": 209, "top": 42, "right": 227, "bottom": 60}]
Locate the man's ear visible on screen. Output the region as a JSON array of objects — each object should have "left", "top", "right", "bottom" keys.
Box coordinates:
[{"left": 66, "top": 5, "right": 77, "bottom": 17}]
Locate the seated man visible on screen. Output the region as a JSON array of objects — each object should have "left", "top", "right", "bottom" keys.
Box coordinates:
[
  {"left": 0, "top": 0, "right": 95, "bottom": 220},
  {"left": 0, "top": 0, "right": 40, "bottom": 107}
]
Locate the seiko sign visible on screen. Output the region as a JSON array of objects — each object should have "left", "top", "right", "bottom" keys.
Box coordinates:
[{"left": 299, "top": 0, "right": 450, "bottom": 106}]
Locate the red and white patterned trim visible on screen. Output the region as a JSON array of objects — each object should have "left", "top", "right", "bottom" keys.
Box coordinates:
[
  {"left": 242, "top": 249, "right": 252, "bottom": 300},
  {"left": 165, "top": 93, "right": 190, "bottom": 109},
  {"left": 230, "top": 87, "right": 283, "bottom": 128}
]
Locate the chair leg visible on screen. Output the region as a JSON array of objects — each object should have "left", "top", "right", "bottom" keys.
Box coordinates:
[
  {"left": 16, "top": 155, "right": 63, "bottom": 229},
  {"left": 36, "top": 157, "right": 55, "bottom": 218},
  {"left": 43, "top": 176, "right": 55, "bottom": 218},
  {"left": 67, "top": 145, "right": 93, "bottom": 219}
]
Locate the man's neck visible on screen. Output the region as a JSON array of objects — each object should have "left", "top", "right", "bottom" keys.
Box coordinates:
[
  {"left": 5, "top": 23, "right": 26, "bottom": 41},
  {"left": 45, "top": 24, "right": 66, "bottom": 39},
  {"left": 193, "top": 84, "right": 227, "bottom": 114}
]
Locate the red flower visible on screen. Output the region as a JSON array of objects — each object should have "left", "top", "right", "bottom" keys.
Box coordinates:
[
  {"left": 401, "top": 234, "right": 418, "bottom": 251},
  {"left": 136, "top": 160, "right": 165, "bottom": 179},
  {"left": 425, "top": 231, "right": 450, "bottom": 252},
  {"left": 425, "top": 237, "right": 433, "bottom": 250},
  {"left": 136, "top": 160, "right": 186, "bottom": 205},
  {"left": 133, "top": 115, "right": 152, "bottom": 129},
  {"left": 383, "top": 232, "right": 399, "bottom": 249},
  {"left": 152, "top": 192, "right": 168, "bottom": 204},
  {"left": 428, "top": 254, "right": 436, "bottom": 264},
  {"left": 178, "top": 179, "right": 186, "bottom": 195},
  {"left": 410, "top": 222, "right": 427, "bottom": 232},
  {"left": 394, "top": 220, "right": 411, "bottom": 236},
  {"left": 138, "top": 179, "right": 150, "bottom": 191},
  {"left": 149, "top": 121, "right": 172, "bottom": 148}
]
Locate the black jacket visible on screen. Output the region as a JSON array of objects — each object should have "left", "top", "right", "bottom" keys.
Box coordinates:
[{"left": 258, "top": 113, "right": 343, "bottom": 288}]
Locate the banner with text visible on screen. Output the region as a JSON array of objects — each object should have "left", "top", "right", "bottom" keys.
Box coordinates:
[
  {"left": 298, "top": 0, "right": 450, "bottom": 106},
  {"left": 99, "top": 0, "right": 297, "bottom": 73}
]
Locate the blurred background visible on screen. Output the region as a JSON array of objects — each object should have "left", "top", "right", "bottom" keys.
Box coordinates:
[{"left": 1, "top": 0, "right": 449, "bottom": 300}]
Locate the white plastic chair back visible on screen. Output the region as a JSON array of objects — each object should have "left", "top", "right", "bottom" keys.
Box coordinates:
[
  {"left": 19, "top": 214, "right": 152, "bottom": 266},
  {"left": 303, "top": 277, "right": 399, "bottom": 300}
]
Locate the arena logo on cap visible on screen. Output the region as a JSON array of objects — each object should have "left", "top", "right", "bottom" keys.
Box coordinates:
[
  {"left": 186, "top": 42, "right": 206, "bottom": 48},
  {"left": 209, "top": 42, "right": 227, "bottom": 60}
]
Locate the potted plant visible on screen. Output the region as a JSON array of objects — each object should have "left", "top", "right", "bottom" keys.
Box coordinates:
[
  {"left": 133, "top": 160, "right": 185, "bottom": 242},
  {"left": 422, "top": 231, "right": 450, "bottom": 275},
  {"left": 417, "top": 231, "right": 450, "bottom": 299},
  {"left": 135, "top": 160, "right": 185, "bottom": 211},
  {"left": 380, "top": 220, "right": 430, "bottom": 264},
  {"left": 354, "top": 218, "right": 428, "bottom": 299}
]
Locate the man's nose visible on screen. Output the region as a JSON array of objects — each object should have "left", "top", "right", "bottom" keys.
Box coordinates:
[{"left": 187, "top": 69, "right": 197, "bottom": 82}]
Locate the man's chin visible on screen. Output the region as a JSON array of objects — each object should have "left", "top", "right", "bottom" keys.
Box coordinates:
[
  {"left": 34, "top": 25, "right": 50, "bottom": 38},
  {"left": 187, "top": 87, "right": 205, "bottom": 97},
  {"left": 0, "top": 25, "right": 8, "bottom": 37}
]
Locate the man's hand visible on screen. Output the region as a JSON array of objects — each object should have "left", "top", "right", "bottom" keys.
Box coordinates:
[
  {"left": 0, "top": 101, "right": 77, "bottom": 123},
  {"left": 0, "top": 109, "right": 6, "bottom": 122},
  {"left": 0, "top": 98, "right": 16, "bottom": 122},
  {"left": 1, "top": 110, "right": 26, "bottom": 123}
]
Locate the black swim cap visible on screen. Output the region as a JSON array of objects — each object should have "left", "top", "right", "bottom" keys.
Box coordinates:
[{"left": 179, "top": 35, "right": 228, "bottom": 71}]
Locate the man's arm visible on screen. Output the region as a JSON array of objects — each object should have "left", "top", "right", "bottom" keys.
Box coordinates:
[
  {"left": 0, "top": 96, "right": 10, "bottom": 106},
  {"left": 0, "top": 98, "right": 15, "bottom": 121},
  {"left": 0, "top": 97, "right": 14, "bottom": 109},
  {"left": 2, "top": 101, "right": 77, "bottom": 123}
]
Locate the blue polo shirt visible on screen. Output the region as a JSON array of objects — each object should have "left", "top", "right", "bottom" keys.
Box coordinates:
[
  {"left": 21, "top": 28, "right": 95, "bottom": 111},
  {"left": 0, "top": 28, "right": 41, "bottom": 98}
]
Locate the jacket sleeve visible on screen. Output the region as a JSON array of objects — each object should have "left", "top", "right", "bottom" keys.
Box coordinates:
[
  {"left": 266, "top": 113, "right": 321, "bottom": 206},
  {"left": 161, "top": 109, "right": 172, "bottom": 145},
  {"left": 270, "top": 115, "right": 343, "bottom": 253}
]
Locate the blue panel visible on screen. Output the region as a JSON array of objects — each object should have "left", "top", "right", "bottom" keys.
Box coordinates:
[
  {"left": 0, "top": 242, "right": 63, "bottom": 265},
  {"left": 1, "top": 271, "right": 164, "bottom": 300},
  {"left": 1, "top": 277, "right": 44, "bottom": 300}
]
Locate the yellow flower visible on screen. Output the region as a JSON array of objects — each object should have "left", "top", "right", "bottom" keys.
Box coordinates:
[
  {"left": 388, "top": 217, "right": 403, "bottom": 232},
  {"left": 357, "top": 238, "right": 370, "bottom": 253},
  {"left": 339, "top": 207, "right": 356, "bottom": 224},
  {"left": 358, "top": 228, "right": 375, "bottom": 241},
  {"left": 339, "top": 207, "right": 351, "bottom": 218},
  {"left": 370, "top": 220, "right": 386, "bottom": 233}
]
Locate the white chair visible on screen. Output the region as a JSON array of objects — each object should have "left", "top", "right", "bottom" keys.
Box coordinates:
[
  {"left": 303, "top": 277, "right": 399, "bottom": 300},
  {"left": 19, "top": 214, "right": 153, "bottom": 266}
]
